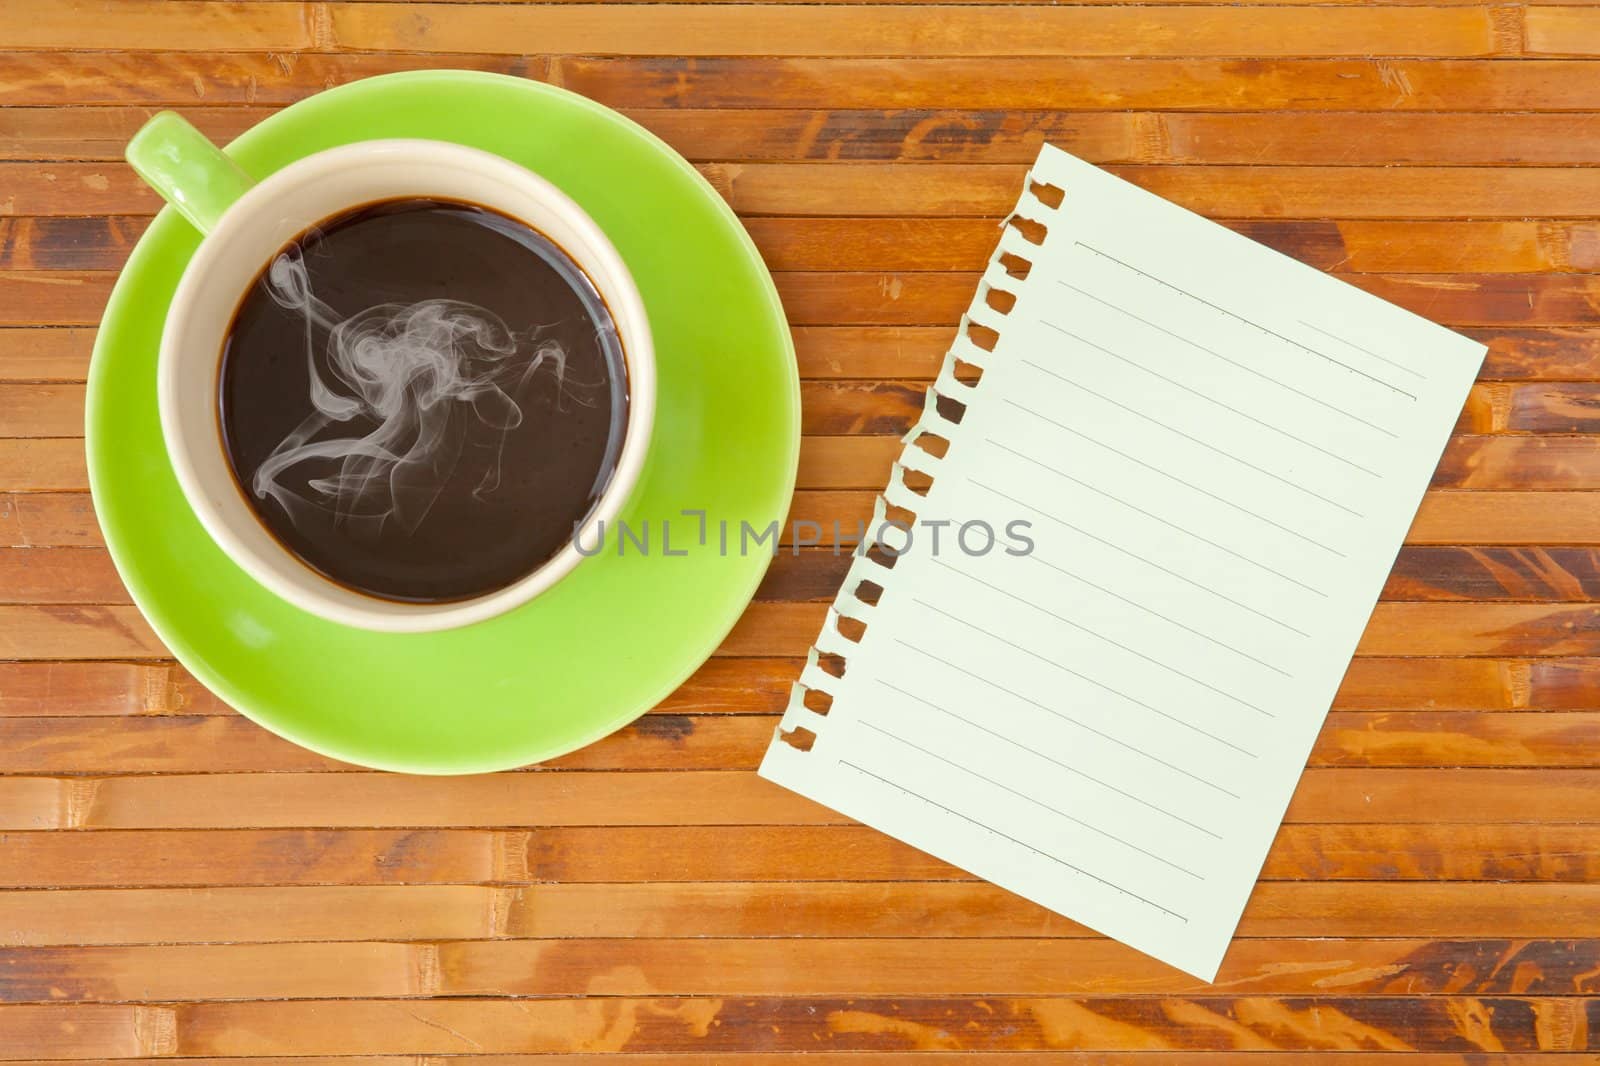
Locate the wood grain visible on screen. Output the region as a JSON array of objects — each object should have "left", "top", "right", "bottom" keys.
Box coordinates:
[
  {"left": 21, "top": 381, "right": 1600, "bottom": 442},
  {"left": 4, "top": 823, "right": 1600, "bottom": 888},
  {"left": 5, "top": 709, "right": 1600, "bottom": 772},
  {"left": 4, "top": 488, "right": 1600, "bottom": 551},
  {"left": 0, "top": 994, "right": 1590, "bottom": 1056},
  {"left": 8, "top": 268, "right": 1600, "bottom": 330},
  {"left": 2, "top": 939, "right": 1599, "bottom": 1004},
  {"left": 13, "top": 326, "right": 1600, "bottom": 383},
  {"left": 18, "top": 162, "right": 1600, "bottom": 219},
  {"left": 25, "top": 109, "right": 1600, "bottom": 168},
  {"left": 0, "top": 1058, "right": 1585, "bottom": 1066},
  {"left": 10, "top": 215, "right": 1599, "bottom": 274},
  {"left": 0, "top": 994, "right": 1588, "bottom": 1055},
  {"left": 326, "top": 5, "right": 1507, "bottom": 59},
  {"left": 4, "top": 326, "right": 1600, "bottom": 391},
  {"left": 3, "top": 769, "right": 1598, "bottom": 831},
  {"left": 0, "top": 654, "right": 1554, "bottom": 718},
  {"left": 15, "top": 541, "right": 1600, "bottom": 607},
  {"left": 9, "top": 880, "right": 1600, "bottom": 943},
  {"left": 5, "top": 54, "right": 1600, "bottom": 109}
]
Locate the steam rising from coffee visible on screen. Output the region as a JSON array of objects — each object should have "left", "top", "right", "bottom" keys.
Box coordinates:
[{"left": 251, "top": 246, "right": 590, "bottom": 536}]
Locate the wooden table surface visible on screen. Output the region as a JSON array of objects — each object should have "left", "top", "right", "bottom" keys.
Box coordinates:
[{"left": 5, "top": 0, "right": 1600, "bottom": 1061}]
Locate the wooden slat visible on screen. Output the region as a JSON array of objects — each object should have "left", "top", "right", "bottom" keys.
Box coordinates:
[
  {"left": 0, "top": 441, "right": 85, "bottom": 492},
  {"left": 1527, "top": 657, "right": 1600, "bottom": 708},
  {"left": 711, "top": 164, "right": 1600, "bottom": 219},
  {"left": 26, "top": 383, "right": 1600, "bottom": 447},
  {"left": 1435, "top": 437, "right": 1600, "bottom": 489},
  {"left": 0, "top": 492, "right": 99, "bottom": 546},
  {"left": 1527, "top": 5, "right": 1600, "bottom": 56},
  {"left": 3, "top": 771, "right": 843, "bottom": 830},
  {"left": 0, "top": 1004, "right": 154, "bottom": 1060},
  {"left": 43, "top": 438, "right": 1600, "bottom": 496},
  {"left": 556, "top": 57, "right": 1600, "bottom": 110},
  {"left": 1408, "top": 489, "right": 1600, "bottom": 541},
  {"left": 0, "top": 218, "right": 148, "bottom": 270},
  {"left": 9, "top": 215, "right": 1593, "bottom": 275},
  {"left": 0, "top": 655, "right": 1543, "bottom": 719},
  {"left": 752, "top": 218, "right": 1587, "bottom": 274},
  {"left": 0, "top": 548, "right": 125, "bottom": 603},
  {"left": 1503, "top": 383, "right": 1600, "bottom": 432},
  {"left": 1, "top": 939, "right": 1598, "bottom": 1004},
  {"left": 1154, "top": 111, "right": 1600, "bottom": 166},
  {"left": 518, "top": 824, "right": 1600, "bottom": 882},
  {"left": 213, "top": 0, "right": 1537, "bottom": 6},
  {"left": 2, "top": 488, "right": 1599, "bottom": 551},
  {"left": 325, "top": 5, "right": 1504, "bottom": 59},
  {"left": 351, "top": 937, "right": 1600, "bottom": 1000},
  {"left": 0, "top": 1049, "right": 1574, "bottom": 1056},
  {"left": 0, "top": 3, "right": 1508, "bottom": 59},
  {"left": 22, "top": 161, "right": 1600, "bottom": 221},
  {"left": 717, "top": 601, "right": 1600, "bottom": 657},
  {"left": 1385, "top": 546, "right": 1600, "bottom": 600},
  {"left": 0, "top": 993, "right": 1582, "bottom": 1055},
  {"left": 0, "top": 829, "right": 508, "bottom": 887},
  {"left": 0, "top": 605, "right": 164, "bottom": 659},
  {"left": 5, "top": 709, "right": 1600, "bottom": 773},
  {"left": 0, "top": 53, "right": 549, "bottom": 106},
  {"left": 21, "top": 384, "right": 1600, "bottom": 478},
  {"left": 791, "top": 326, "right": 1600, "bottom": 382},
  {"left": 3, "top": 823, "right": 1599, "bottom": 888},
  {"left": 10, "top": 55, "right": 1600, "bottom": 110},
  {"left": 0, "top": 169, "right": 156, "bottom": 216},
  {"left": 0, "top": 885, "right": 509, "bottom": 946},
  {"left": 0, "top": 659, "right": 795, "bottom": 718},
  {"left": 0, "top": 1049, "right": 1568, "bottom": 1056},
  {"left": 0, "top": 328, "right": 93, "bottom": 380},
  {"left": 2, "top": 769, "right": 1595, "bottom": 830},
  {"left": 8, "top": 325, "right": 1600, "bottom": 385},
  {"left": 3, "top": 597, "right": 1600, "bottom": 661},
  {"left": 0, "top": 2, "right": 313, "bottom": 53},
  {"left": 0, "top": 272, "right": 117, "bottom": 323},
  {"left": 19, "top": 162, "right": 1600, "bottom": 220},
  {"left": 509, "top": 881, "right": 1600, "bottom": 941},
  {"left": 23, "top": 109, "right": 1600, "bottom": 168},
  {"left": 0, "top": 994, "right": 1584, "bottom": 1055},
  {"left": 10, "top": 267, "right": 1600, "bottom": 330},
  {"left": 1337, "top": 657, "right": 1530, "bottom": 710},
  {"left": 0, "top": 383, "right": 83, "bottom": 435},
  {"left": 0, "top": 107, "right": 268, "bottom": 161}
]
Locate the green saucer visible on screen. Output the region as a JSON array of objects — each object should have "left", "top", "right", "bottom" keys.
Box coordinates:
[{"left": 86, "top": 71, "right": 799, "bottom": 774}]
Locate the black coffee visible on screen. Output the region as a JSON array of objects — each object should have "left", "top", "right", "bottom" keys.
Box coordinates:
[{"left": 218, "top": 197, "right": 628, "bottom": 603}]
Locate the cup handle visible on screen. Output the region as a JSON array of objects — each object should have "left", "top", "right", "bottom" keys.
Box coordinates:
[{"left": 126, "top": 111, "right": 256, "bottom": 235}]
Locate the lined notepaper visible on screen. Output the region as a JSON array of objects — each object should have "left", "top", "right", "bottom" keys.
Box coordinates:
[{"left": 759, "top": 143, "right": 1486, "bottom": 981}]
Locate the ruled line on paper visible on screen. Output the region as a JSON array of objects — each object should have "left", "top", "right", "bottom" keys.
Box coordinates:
[
  {"left": 1074, "top": 241, "right": 1420, "bottom": 401},
  {"left": 968, "top": 479, "right": 1312, "bottom": 639},
  {"left": 859, "top": 706, "right": 1207, "bottom": 878},
  {"left": 892, "top": 639, "right": 1247, "bottom": 794},
  {"left": 839, "top": 760, "right": 1190, "bottom": 921},
  {"left": 1299, "top": 319, "right": 1427, "bottom": 382},
  {"left": 910, "top": 596, "right": 1261, "bottom": 760},
  {"left": 929, "top": 558, "right": 1277, "bottom": 717},
  {"left": 1004, "top": 364, "right": 1356, "bottom": 534},
  {"left": 1030, "top": 323, "right": 1380, "bottom": 485},
  {"left": 1048, "top": 285, "right": 1400, "bottom": 440},
  {"left": 988, "top": 439, "right": 1331, "bottom": 597}
]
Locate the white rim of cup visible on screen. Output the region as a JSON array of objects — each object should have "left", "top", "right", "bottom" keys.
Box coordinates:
[{"left": 158, "top": 140, "right": 655, "bottom": 633}]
